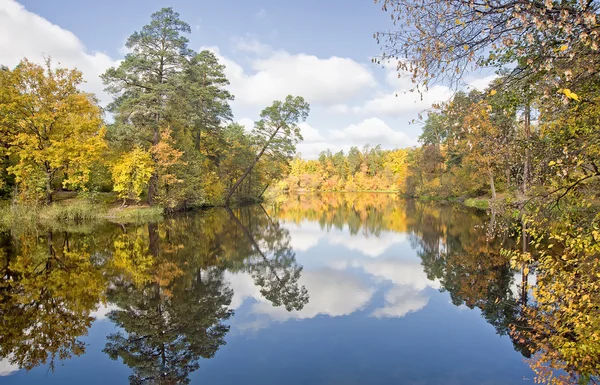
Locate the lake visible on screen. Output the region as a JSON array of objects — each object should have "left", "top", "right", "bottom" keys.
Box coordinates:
[{"left": 0, "top": 193, "right": 534, "bottom": 384}]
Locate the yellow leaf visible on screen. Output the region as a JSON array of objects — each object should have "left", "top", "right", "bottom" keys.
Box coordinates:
[
  {"left": 562, "top": 88, "right": 580, "bottom": 101},
  {"left": 489, "top": 89, "right": 497, "bottom": 96},
  {"left": 559, "top": 44, "right": 568, "bottom": 51}
]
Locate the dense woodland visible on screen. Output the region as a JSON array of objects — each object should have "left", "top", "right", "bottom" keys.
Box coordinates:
[{"left": 0, "top": 8, "right": 308, "bottom": 209}]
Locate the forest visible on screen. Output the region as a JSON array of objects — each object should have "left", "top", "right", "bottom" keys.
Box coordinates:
[{"left": 0, "top": 8, "right": 308, "bottom": 212}]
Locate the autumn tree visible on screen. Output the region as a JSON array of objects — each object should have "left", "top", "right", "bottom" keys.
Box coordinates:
[
  {"left": 462, "top": 102, "right": 506, "bottom": 199},
  {"left": 374, "top": 0, "right": 600, "bottom": 92},
  {"left": 225, "top": 96, "right": 309, "bottom": 205},
  {"left": 111, "top": 148, "right": 155, "bottom": 204},
  {"left": 0, "top": 59, "right": 106, "bottom": 203}
]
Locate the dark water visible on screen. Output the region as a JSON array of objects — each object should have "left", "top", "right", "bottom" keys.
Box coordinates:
[{"left": 0, "top": 193, "right": 533, "bottom": 384}]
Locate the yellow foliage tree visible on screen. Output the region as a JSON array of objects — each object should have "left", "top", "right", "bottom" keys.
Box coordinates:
[
  {"left": 151, "top": 128, "right": 186, "bottom": 209},
  {"left": 0, "top": 58, "right": 106, "bottom": 203},
  {"left": 111, "top": 148, "right": 154, "bottom": 204}
]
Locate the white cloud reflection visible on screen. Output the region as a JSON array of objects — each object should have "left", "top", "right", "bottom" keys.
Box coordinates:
[
  {"left": 0, "top": 357, "right": 19, "bottom": 377},
  {"left": 371, "top": 286, "right": 429, "bottom": 318},
  {"left": 228, "top": 220, "right": 440, "bottom": 331}
]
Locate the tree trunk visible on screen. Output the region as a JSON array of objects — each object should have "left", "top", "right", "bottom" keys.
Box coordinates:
[
  {"left": 259, "top": 184, "right": 270, "bottom": 198},
  {"left": 195, "top": 130, "right": 201, "bottom": 151},
  {"left": 522, "top": 103, "right": 531, "bottom": 196},
  {"left": 148, "top": 114, "right": 161, "bottom": 206},
  {"left": 520, "top": 217, "right": 529, "bottom": 306},
  {"left": 489, "top": 170, "right": 497, "bottom": 200},
  {"left": 225, "top": 127, "right": 280, "bottom": 206},
  {"left": 45, "top": 166, "right": 53, "bottom": 204}
]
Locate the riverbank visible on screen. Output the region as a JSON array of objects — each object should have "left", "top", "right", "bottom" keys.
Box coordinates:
[{"left": 0, "top": 192, "right": 164, "bottom": 230}]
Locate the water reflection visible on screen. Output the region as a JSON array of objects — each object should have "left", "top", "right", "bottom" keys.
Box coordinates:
[
  {"left": 0, "top": 231, "right": 105, "bottom": 371},
  {"left": 0, "top": 206, "right": 309, "bottom": 383},
  {"left": 1, "top": 193, "right": 591, "bottom": 384}
]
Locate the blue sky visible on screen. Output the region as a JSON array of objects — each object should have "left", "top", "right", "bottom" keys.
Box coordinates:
[{"left": 1, "top": 0, "right": 495, "bottom": 158}]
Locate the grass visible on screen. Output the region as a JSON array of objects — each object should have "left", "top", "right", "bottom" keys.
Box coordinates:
[
  {"left": 464, "top": 197, "right": 490, "bottom": 210},
  {"left": 0, "top": 193, "right": 164, "bottom": 232},
  {"left": 105, "top": 205, "right": 164, "bottom": 223},
  {"left": 40, "top": 200, "right": 105, "bottom": 222}
]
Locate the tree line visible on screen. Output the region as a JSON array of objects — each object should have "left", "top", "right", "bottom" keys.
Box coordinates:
[
  {"left": 0, "top": 8, "right": 309, "bottom": 209},
  {"left": 279, "top": 145, "right": 410, "bottom": 193}
]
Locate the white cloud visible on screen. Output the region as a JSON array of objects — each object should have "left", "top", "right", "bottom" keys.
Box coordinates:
[
  {"left": 298, "top": 122, "right": 325, "bottom": 143},
  {"left": 360, "top": 86, "right": 454, "bottom": 117},
  {"left": 237, "top": 117, "right": 254, "bottom": 133},
  {"left": 380, "top": 59, "right": 415, "bottom": 89},
  {"left": 296, "top": 118, "right": 417, "bottom": 159},
  {"left": 226, "top": 268, "right": 373, "bottom": 327},
  {"left": 226, "top": 272, "right": 264, "bottom": 310},
  {"left": 0, "top": 357, "right": 19, "bottom": 377},
  {"left": 0, "top": 0, "right": 118, "bottom": 105},
  {"left": 369, "top": 59, "right": 496, "bottom": 116},
  {"left": 204, "top": 45, "right": 377, "bottom": 107},
  {"left": 467, "top": 74, "right": 498, "bottom": 91},
  {"left": 332, "top": 117, "right": 417, "bottom": 147},
  {"left": 329, "top": 103, "right": 350, "bottom": 114},
  {"left": 371, "top": 286, "right": 429, "bottom": 318}
]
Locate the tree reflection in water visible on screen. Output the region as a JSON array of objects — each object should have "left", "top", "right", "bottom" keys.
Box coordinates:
[{"left": 0, "top": 193, "right": 597, "bottom": 383}]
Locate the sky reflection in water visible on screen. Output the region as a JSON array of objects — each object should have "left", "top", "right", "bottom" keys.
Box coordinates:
[{"left": 0, "top": 193, "right": 533, "bottom": 384}]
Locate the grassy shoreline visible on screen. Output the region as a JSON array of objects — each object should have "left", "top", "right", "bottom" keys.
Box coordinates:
[{"left": 0, "top": 193, "right": 165, "bottom": 231}]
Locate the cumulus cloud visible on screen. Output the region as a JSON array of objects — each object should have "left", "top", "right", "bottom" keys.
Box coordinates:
[
  {"left": 296, "top": 117, "right": 418, "bottom": 159},
  {"left": 226, "top": 268, "right": 373, "bottom": 326},
  {"left": 203, "top": 46, "right": 377, "bottom": 107},
  {"left": 237, "top": 117, "right": 255, "bottom": 133},
  {"left": 364, "top": 59, "right": 496, "bottom": 117},
  {"left": 0, "top": 0, "right": 118, "bottom": 105},
  {"left": 332, "top": 117, "right": 417, "bottom": 146},
  {"left": 328, "top": 103, "right": 351, "bottom": 114},
  {"left": 226, "top": 272, "right": 264, "bottom": 310},
  {"left": 359, "top": 86, "right": 454, "bottom": 117}
]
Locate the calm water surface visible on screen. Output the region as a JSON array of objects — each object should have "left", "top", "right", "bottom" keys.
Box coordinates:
[{"left": 0, "top": 193, "right": 533, "bottom": 384}]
